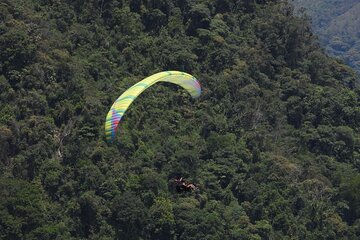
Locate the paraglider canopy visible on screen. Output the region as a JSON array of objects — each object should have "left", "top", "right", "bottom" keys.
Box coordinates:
[{"left": 105, "top": 71, "right": 201, "bottom": 142}]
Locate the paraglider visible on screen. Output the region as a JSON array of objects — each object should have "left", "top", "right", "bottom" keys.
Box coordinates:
[
  {"left": 105, "top": 71, "right": 201, "bottom": 142},
  {"left": 174, "top": 177, "right": 197, "bottom": 192}
]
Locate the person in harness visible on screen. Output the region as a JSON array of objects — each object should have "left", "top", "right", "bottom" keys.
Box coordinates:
[{"left": 174, "top": 177, "right": 197, "bottom": 192}]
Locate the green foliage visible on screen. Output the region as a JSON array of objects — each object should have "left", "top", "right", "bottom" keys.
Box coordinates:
[
  {"left": 292, "top": 0, "right": 360, "bottom": 75},
  {"left": 148, "top": 197, "right": 175, "bottom": 239},
  {"left": 111, "top": 191, "right": 148, "bottom": 239},
  {"left": 340, "top": 174, "right": 360, "bottom": 223},
  {"left": 0, "top": 178, "right": 67, "bottom": 239},
  {"left": 1, "top": 0, "right": 360, "bottom": 239}
]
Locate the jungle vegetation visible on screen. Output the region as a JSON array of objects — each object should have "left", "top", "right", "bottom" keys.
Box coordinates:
[
  {"left": 1, "top": 0, "right": 360, "bottom": 239},
  {"left": 292, "top": 0, "right": 360, "bottom": 75}
]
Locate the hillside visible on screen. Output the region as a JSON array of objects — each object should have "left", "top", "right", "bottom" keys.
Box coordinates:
[
  {"left": 1, "top": 0, "right": 360, "bottom": 239},
  {"left": 291, "top": 0, "right": 360, "bottom": 74}
]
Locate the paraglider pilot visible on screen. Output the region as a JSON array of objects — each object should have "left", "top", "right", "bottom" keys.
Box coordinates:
[{"left": 174, "top": 177, "right": 197, "bottom": 192}]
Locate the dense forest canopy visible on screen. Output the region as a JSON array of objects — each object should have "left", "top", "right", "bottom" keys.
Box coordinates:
[
  {"left": 291, "top": 0, "right": 360, "bottom": 75},
  {"left": 1, "top": 0, "right": 360, "bottom": 239}
]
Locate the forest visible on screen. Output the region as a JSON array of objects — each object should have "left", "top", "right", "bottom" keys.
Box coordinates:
[
  {"left": 291, "top": 0, "right": 360, "bottom": 75},
  {"left": 1, "top": 0, "right": 360, "bottom": 239}
]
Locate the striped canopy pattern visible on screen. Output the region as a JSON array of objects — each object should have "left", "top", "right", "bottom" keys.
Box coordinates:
[{"left": 105, "top": 71, "right": 201, "bottom": 142}]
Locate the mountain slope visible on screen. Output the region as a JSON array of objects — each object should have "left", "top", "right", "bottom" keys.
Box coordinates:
[
  {"left": 1, "top": 0, "right": 360, "bottom": 239},
  {"left": 292, "top": 0, "right": 360, "bottom": 74}
]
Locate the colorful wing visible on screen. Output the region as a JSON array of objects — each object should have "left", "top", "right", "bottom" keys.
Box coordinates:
[{"left": 105, "top": 71, "right": 201, "bottom": 142}]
